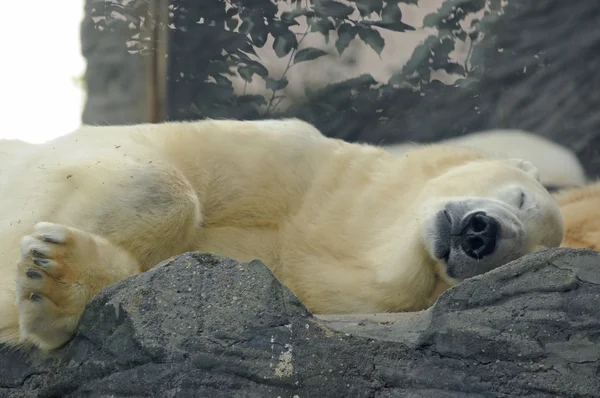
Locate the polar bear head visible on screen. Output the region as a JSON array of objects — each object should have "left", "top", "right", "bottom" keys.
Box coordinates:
[{"left": 419, "top": 157, "right": 564, "bottom": 284}]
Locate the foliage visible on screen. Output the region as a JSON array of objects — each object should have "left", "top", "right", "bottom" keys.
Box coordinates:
[
  {"left": 87, "top": 0, "right": 155, "bottom": 54},
  {"left": 87, "top": 0, "right": 508, "bottom": 139}
]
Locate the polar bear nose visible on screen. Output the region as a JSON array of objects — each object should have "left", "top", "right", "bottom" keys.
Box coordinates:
[{"left": 459, "top": 211, "right": 499, "bottom": 259}]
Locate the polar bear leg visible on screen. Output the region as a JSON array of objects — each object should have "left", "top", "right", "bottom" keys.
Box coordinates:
[
  {"left": 10, "top": 161, "right": 202, "bottom": 350},
  {"left": 16, "top": 222, "right": 141, "bottom": 350}
]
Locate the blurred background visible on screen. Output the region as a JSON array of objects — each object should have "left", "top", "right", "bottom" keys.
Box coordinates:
[
  {"left": 2, "top": 0, "right": 599, "bottom": 177},
  {"left": 0, "top": 2, "right": 86, "bottom": 143}
]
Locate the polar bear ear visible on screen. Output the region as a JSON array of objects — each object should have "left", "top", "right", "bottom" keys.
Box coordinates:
[{"left": 506, "top": 158, "right": 541, "bottom": 182}]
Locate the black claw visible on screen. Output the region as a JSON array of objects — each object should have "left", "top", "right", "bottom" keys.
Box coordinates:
[
  {"left": 33, "top": 258, "right": 50, "bottom": 268},
  {"left": 26, "top": 269, "right": 43, "bottom": 279},
  {"left": 30, "top": 293, "right": 42, "bottom": 302},
  {"left": 31, "top": 249, "right": 47, "bottom": 259},
  {"left": 42, "top": 235, "right": 61, "bottom": 244}
]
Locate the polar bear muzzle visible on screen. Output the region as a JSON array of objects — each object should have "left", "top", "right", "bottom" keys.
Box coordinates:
[
  {"left": 430, "top": 198, "right": 527, "bottom": 281},
  {"left": 456, "top": 211, "right": 499, "bottom": 259}
]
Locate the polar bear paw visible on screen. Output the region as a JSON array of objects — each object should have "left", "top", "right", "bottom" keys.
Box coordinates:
[{"left": 15, "top": 222, "right": 135, "bottom": 350}]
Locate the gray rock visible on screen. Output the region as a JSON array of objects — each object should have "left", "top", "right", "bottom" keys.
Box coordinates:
[{"left": 1, "top": 249, "right": 599, "bottom": 397}]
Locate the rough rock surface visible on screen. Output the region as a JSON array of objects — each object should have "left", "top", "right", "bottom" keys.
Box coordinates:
[{"left": 2, "top": 249, "right": 600, "bottom": 397}]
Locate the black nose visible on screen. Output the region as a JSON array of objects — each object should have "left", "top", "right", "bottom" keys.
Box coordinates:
[{"left": 459, "top": 211, "right": 499, "bottom": 259}]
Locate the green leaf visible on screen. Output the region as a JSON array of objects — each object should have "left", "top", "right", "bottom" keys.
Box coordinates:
[
  {"left": 335, "top": 23, "right": 357, "bottom": 55},
  {"left": 381, "top": 2, "right": 402, "bottom": 23},
  {"left": 364, "top": 20, "right": 415, "bottom": 32},
  {"left": 422, "top": 12, "right": 439, "bottom": 28},
  {"left": 238, "top": 67, "right": 253, "bottom": 82},
  {"left": 423, "top": 0, "right": 486, "bottom": 28},
  {"left": 226, "top": 7, "right": 239, "bottom": 18},
  {"left": 250, "top": 26, "right": 269, "bottom": 48},
  {"left": 355, "top": 0, "right": 383, "bottom": 17},
  {"left": 432, "top": 37, "right": 455, "bottom": 64},
  {"left": 356, "top": 26, "right": 385, "bottom": 56},
  {"left": 270, "top": 19, "right": 299, "bottom": 35},
  {"left": 281, "top": 9, "right": 316, "bottom": 22},
  {"left": 273, "top": 31, "right": 298, "bottom": 58},
  {"left": 359, "top": 1, "right": 414, "bottom": 32},
  {"left": 402, "top": 36, "right": 436, "bottom": 76},
  {"left": 238, "top": 20, "right": 253, "bottom": 34},
  {"left": 308, "top": 17, "right": 335, "bottom": 43},
  {"left": 237, "top": 61, "right": 269, "bottom": 82},
  {"left": 293, "top": 47, "right": 329, "bottom": 64},
  {"left": 249, "top": 61, "right": 269, "bottom": 77},
  {"left": 314, "top": 0, "right": 355, "bottom": 19},
  {"left": 211, "top": 72, "right": 233, "bottom": 86},
  {"left": 265, "top": 77, "right": 289, "bottom": 91},
  {"left": 226, "top": 18, "right": 239, "bottom": 31}
]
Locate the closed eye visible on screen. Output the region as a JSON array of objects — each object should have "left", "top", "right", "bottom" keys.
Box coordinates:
[{"left": 519, "top": 191, "right": 526, "bottom": 209}]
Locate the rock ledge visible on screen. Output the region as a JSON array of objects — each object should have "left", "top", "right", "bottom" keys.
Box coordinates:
[{"left": 1, "top": 249, "right": 599, "bottom": 397}]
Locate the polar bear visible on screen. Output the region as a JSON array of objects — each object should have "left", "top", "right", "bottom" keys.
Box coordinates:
[
  {"left": 553, "top": 181, "right": 600, "bottom": 250},
  {"left": 385, "top": 129, "right": 600, "bottom": 251},
  {"left": 0, "top": 118, "right": 564, "bottom": 351},
  {"left": 386, "top": 129, "right": 588, "bottom": 188}
]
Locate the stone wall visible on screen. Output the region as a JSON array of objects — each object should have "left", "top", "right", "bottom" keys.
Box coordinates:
[{"left": 80, "top": 0, "right": 153, "bottom": 126}]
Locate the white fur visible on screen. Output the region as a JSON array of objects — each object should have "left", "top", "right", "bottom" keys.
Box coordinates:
[
  {"left": 386, "top": 129, "right": 587, "bottom": 187},
  {"left": 0, "top": 119, "right": 564, "bottom": 351}
]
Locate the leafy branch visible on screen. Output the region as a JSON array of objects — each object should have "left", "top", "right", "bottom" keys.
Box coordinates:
[{"left": 87, "top": 0, "right": 508, "bottom": 125}]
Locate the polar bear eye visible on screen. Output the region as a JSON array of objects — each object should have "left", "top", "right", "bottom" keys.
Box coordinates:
[{"left": 519, "top": 191, "right": 526, "bottom": 209}]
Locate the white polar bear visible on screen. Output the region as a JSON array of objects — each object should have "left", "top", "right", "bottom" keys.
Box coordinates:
[
  {"left": 0, "top": 118, "right": 563, "bottom": 351},
  {"left": 385, "top": 129, "right": 587, "bottom": 188}
]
